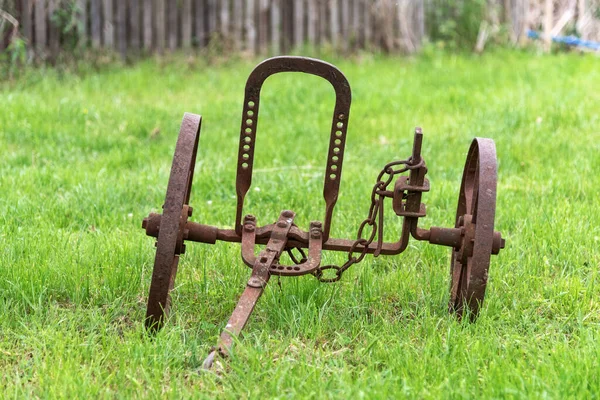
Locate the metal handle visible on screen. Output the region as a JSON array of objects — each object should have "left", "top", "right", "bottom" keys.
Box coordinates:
[{"left": 234, "top": 56, "right": 352, "bottom": 240}]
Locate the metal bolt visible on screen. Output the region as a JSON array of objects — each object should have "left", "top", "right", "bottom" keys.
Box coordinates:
[
  {"left": 277, "top": 220, "right": 287, "bottom": 228},
  {"left": 245, "top": 214, "right": 256, "bottom": 222},
  {"left": 244, "top": 223, "right": 255, "bottom": 232},
  {"left": 247, "top": 277, "right": 264, "bottom": 288},
  {"left": 311, "top": 228, "right": 321, "bottom": 239},
  {"left": 282, "top": 210, "right": 294, "bottom": 218}
]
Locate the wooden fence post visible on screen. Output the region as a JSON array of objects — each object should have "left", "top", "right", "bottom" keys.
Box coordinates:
[
  {"left": 116, "top": 0, "right": 126, "bottom": 57},
  {"left": 195, "top": 0, "right": 205, "bottom": 47},
  {"left": 245, "top": 0, "right": 256, "bottom": 53},
  {"left": 271, "top": 0, "right": 281, "bottom": 54},
  {"left": 294, "top": 0, "right": 304, "bottom": 49},
  {"left": 34, "top": 0, "right": 46, "bottom": 55},
  {"left": 207, "top": 0, "right": 216, "bottom": 41},
  {"left": 155, "top": 0, "right": 165, "bottom": 53},
  {"left": 330, "top": 0, "right": 339, "bottom": 48},
  {"left": 167, "top": 0, "right": 177, "bottom": 50},
  {"left": 129, "top": 0, "right": 140, "bottom": 50},
  {"left": 220, "top": 0, "right": 230, "bottom": 41},
  {"left": 21, "top": 0, "right": 33, "bottom": 48},
  {"left": 543, "top": 0, "right": 553, "bottom": 51},
  {"left": 143, "top": 0, "right": 152, "bottom": 50},
  {"left": 258, "top": 0, "right": 268, "bottom": 54},
  {"left": 306, "top": 0, "right": 317, "bottom": 47},
  {"left": 233, "top": 0, "right": 242, "bottom": 49}
]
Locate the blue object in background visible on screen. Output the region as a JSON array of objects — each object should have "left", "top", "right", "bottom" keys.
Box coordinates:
[{"left": 527, "top": 30, "right": 600, "bottom": 51}]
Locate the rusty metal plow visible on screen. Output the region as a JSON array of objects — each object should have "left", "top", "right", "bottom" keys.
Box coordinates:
[{"left": 141, "top": 56, "right": 505, "bottom": 369}]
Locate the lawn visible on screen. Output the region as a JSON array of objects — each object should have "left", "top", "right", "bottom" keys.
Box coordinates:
[{"left": 1, "top": 50, "right": 599, "bottom": 398}]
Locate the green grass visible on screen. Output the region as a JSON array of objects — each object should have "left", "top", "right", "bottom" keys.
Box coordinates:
[{"left": 1, "top": 50, "right": 599, "bottom": 398}]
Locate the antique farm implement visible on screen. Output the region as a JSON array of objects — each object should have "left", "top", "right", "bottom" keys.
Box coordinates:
[{"left": 141, "top": 56, "right": 505, "bottom": 368}]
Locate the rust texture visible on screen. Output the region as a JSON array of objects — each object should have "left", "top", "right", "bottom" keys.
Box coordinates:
[{"left": 141, "top": 56, "right": 505, "bottom": 368}]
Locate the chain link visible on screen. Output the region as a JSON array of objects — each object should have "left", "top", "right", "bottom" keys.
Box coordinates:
[{"left": 313, "top": 157, "right": 424, "bottom": 283}]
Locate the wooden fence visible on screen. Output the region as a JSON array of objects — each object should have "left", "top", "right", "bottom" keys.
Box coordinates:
[{"left": 2, "top": 0, "right": 600, "bottom": 59}]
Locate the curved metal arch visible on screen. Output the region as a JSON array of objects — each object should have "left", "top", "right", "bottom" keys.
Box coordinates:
[{"left": 234, "top": 56, "right": 352, "bottom": 241}]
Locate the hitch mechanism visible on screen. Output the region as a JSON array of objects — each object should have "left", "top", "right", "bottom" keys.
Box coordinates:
[{"left": 141, "top": 56, "right": 505, "bottom": 369}]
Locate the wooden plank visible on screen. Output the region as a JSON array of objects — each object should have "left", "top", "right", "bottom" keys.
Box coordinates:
[
  {"left": 195, "top": 0, "right": 205, "bottom": 47},
  {"left": 76, "top": 0, "right": 87, "bottom": 48},
  {"left": 363, "top": 0, "right": 372, "bottom": 49},
  {"left": 577, "top": 0, "right": 587, "bottom": 39},
  {"left": 220, "top": 0, "right": 230, "bottom": 37},
  {"left": 258, "top": 0, "right": 268, "bottom": 54},
  {"left": 168, "top": 0, "right": 178, "bottom": 50},
  {"left": 340, "top": 0, "right": 348, "bottom": 51},
  {"left": 351, "top": 0, "right": 359, "bottom": 49},
  {"left": 306, "top": 0, "right": 316, "bottom": 47},
  {"left": 503, "top": 0, "right": 511, "bottom": 24},
  {"left": 232, "top": 0, "right": 242, "bottom": 49},
  {"left": 207, "top": 0, "right": 216, "bottom": 40},
  {"left": 21, "top": 0, "right": 33, "bottom": 48},
  {"left": 143, "top": 0, "right": 152, "bottom": 50},
  {"left": 48, "top": 0, "right": 59, "bottom": 58},
  {"left": 245, "top": 0, "right": 256, "bottom": 53},
  {"left": 34, "top": 0, "right": 46, "bottom": 54},
  {"left": 91, "top": 0, "right": 101, "bottom": 48},
  {"left": 415, "top": 0, "right": 425, "bottom": 51},
  {"left": 182, "top": 0, "right": 192, "bottom": 47},
  {"left": 294, "top": 0, "right": 304, "bottom": 49},
  {"left": 155, "top": 0, "right": 165, "bottom": 53},
  {"left": 319, "top": 0, "right": 327, "bottom": 46},
  {"left": 281, "top": 0, "right": 291, "bottom": 52},
  {"left": 129, "top": 0, "right": 140, "bottom": 50},
  {"left": 543, "top": 0, "right": 552, "bottom": 51},
  {"left": 103, "top": 0, "right": 114, "bottom": 47},
  {"left": 116, "top": 0, "right": 126, "bottom": 57},
  {"left": 271, "top": 0, "right": 280, "bottom": 53},
  {"left": 329, "top": 0, "right": 338, "bottom": 47}
]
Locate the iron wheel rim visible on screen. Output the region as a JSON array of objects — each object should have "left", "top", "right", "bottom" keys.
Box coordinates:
[
  {"left": 145, "top": 113, "right": 201, "bottom": 330},
  {"left": 449, "top": 137, "right": 497, "bottom": 320}
]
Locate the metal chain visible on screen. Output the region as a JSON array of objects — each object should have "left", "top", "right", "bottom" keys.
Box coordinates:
[{"left": 313, "top": 157, "right": 425, "bottom": 283}]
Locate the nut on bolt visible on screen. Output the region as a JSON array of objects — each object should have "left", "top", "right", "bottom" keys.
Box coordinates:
[{"left": 282, "top": 210, "right": 294, "bottom": 218}]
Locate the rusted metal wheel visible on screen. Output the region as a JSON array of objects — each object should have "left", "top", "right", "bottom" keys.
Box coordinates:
[
  {"left": 145, "top": 113, "right": 201, "bottom": 331},
  {"left": 449, "top": 138, "right": 498, "bottom": 320}
]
